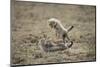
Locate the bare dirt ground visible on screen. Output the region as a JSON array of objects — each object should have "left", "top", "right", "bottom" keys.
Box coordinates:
[{"left": 11, "top": 1, "right": 96, "bottom": 65}]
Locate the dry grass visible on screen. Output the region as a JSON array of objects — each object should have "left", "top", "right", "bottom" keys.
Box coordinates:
[{"left": 11, "top": 1, "right": 96, "bottom": 65}]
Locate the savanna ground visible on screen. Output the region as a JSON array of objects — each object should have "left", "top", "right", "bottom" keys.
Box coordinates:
[{"left": 11, "top": 1, "right": 96, "bottom": 65}]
